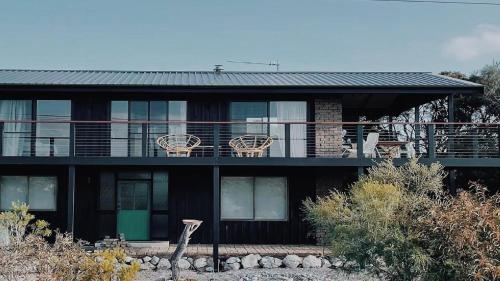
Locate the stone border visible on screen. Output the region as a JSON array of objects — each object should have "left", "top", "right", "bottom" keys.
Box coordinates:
[{"left": 128, "top": 254, "right": 355, "bottom": 272}]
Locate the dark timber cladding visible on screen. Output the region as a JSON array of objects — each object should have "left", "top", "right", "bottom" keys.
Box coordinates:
[{"left": 0, "top": 69, "right": 485, "bottom": 271}]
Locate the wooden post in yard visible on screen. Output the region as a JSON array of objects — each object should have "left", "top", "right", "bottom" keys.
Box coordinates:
[{"left": 170, "top": 219, "right": 202, "bottom": 281}]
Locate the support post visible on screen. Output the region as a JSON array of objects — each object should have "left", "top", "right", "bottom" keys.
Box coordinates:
[
  {"left": 0, "top": 122, "right": 4, "bottom": 156},
  {"left": 142, "top": 123, "right": 148, "bottom": 157},
  {"left": 67, "top": 165, "right": 75, "bottom": 233},
  {"left": 448, "top": 94, "right": 455, "bottom": 158},
  {"left": 284, "top": 123, "right": 291, "bottom": 158},
  {"left": 69, "top": 122, "right": 75, "bottom": 157},
  {"left": 414, "top": 106, "right": 421, "bottom": 155},
  {"left": 428, "top": 124, "right": 436, "bottom": 159},
  {"left": 356, "top": 124, "right": 364, "bottom": 159},
  {"left": 212, "top": 165, "right": 220, "bottom": 272},
  {"left": 213, "top": 124, "right": 220, "bottom": 158},
  {"left": 449, "top": 169, "right": 457, "bottom": 196}
]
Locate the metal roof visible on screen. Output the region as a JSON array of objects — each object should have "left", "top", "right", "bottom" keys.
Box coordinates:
[{"left": 0, "top": 69, "right": 482, "bottom": 88}]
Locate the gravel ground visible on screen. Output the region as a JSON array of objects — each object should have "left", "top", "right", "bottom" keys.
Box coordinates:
[{"left": 136, "top": 268, "right": 383, "bottom": 281}]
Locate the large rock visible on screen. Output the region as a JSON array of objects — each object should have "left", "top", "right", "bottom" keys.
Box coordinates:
[
  {"left": 282, "top": 255, "right": 302, "bottom": 269},
  {"left": 259, "top": 256, "right": 282, "bottom": 269},
  {"left": 302, "top": 255, "right": 321, "bottom": 268},
  {"left": 157, "top": 258, "right": 171, "bottom": 269},
  {"left": 224, "top": 257, "right": 241, "bottom": 271},
  {"left": 142, "top": 256, "right": 152, "bottom": 263},
  {"left": 150, "top": 256, "right": 160, "bottom": 266},
  {"left": 194, "top": 257, "right": 208, "bottom": 270},
  {"left": 241, "top": 254, "right": 261, "bottom": 269},
  {"left": 140, "top": 262, "right": 155, "bottom": 271},
  {"left": 321, "top": 257, "right": 332, "bottom": 268},
  {"left": 177, "top": 258, "right": 191, "bottom": 270},
  {"left": 330, "top": 257, "right": 344, "bottom": 268},
  {"left": 124, "top": 256, "right": 134, "bottom": 264}
]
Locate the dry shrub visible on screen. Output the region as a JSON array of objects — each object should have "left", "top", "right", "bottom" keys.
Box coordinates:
[
  {"left": 0, "top": 202, "right": 139, "bottom": 281},
  {"left": 420, "top": 183, "right": 500, "bottom": 281},
  {"left": 304, "top": 159, "right": 499, "bottom": 281}
]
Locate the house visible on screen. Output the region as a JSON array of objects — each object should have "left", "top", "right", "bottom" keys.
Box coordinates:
[{"left": 0, "top": 69, "right": 491, "bottom": 264}]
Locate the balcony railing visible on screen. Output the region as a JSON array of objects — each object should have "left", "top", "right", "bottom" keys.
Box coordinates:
[{"left": 0, "top": 120, "right": 499, "bottom": 160}]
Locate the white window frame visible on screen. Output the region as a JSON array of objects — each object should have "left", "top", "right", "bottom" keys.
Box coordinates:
[{"left": 221, "top": 176, "right": 288, "bottom": 221}]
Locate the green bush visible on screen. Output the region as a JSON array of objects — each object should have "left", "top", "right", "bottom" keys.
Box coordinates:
[{"left": 304, "top": 159, "right": 499, "bottom": 281}]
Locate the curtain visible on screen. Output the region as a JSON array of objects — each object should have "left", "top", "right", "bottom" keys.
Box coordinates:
[
  {"left": 270, "top": 102, "right": 307, "bottom": 157},
  {"left": 0, "top": 100, "right": 31, "bottom": 156}
]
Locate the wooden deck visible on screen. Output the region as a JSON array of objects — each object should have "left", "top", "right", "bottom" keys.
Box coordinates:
[{"left": 126, "top": 243, "right": 331, "bottom": 257}]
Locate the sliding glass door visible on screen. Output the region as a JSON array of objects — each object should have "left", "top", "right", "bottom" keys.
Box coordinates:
[
  {"left": 111, "top": 101, "right": 187, "bottom": 157},
  {"left": 230, "top": 101, "right": 307, "bottom": 157}
]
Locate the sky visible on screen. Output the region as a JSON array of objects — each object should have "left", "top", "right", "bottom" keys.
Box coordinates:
[{"left": 1, "top": 0, "right": 500, "bottom": 74}]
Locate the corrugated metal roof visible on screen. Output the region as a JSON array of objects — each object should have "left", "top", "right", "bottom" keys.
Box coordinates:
[{"left": 0, "top": 69, "right": 482, "bottom": 88}]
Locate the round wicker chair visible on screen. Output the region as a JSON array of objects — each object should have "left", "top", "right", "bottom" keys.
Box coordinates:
[
  {"left": 156, "top": 134, "right": 201, "bottom": 157},
  {"left": 229, "top": 135, "right": 274, "bottom": 157}
]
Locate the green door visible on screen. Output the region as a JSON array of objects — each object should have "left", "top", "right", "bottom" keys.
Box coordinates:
[{"left": 117, "top": 180, "right": 150, "bottom": 240}]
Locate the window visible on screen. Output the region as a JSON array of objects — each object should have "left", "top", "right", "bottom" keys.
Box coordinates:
[
  {"left": 230, "top": 101, "right": 307, "bottom": 157},
  {"left": 0, "top": 100, "right": 32, "bottom": 156},
  {"left": 221, "top": 176, "right": 287, "bottom": 220},
  {"left": 0, "top": 176, "right": 57, "bottom": 211},
  {"left": 36, "top": 100, "right": 72, "bottom": 156},
  {"left": 110, "top": 101, "right": 187, "bottom": 157}
]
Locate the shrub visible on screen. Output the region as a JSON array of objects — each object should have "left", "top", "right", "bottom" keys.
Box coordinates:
[
  {"left": 0, "top": 202, "right": 139, "bottom": 281},
  {"left": 304, "top": 159, "right": 499, "bottom": 280}
]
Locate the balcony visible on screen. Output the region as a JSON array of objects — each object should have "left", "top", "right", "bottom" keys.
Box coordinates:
[{"left": 0, "top": 120, "right": 498, "bottom": 167}]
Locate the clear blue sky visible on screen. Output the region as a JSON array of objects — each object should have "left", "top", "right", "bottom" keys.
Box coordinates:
[{"left": 1, "top": 0, "right": 500, "bottom": 74}]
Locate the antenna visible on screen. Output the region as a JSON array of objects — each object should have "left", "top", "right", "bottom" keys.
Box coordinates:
[{"left": 227, "top": 60, "right": 280, "bottom": 72}]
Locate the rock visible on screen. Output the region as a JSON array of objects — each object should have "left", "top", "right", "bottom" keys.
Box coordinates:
[
  {"left": 206, "top": 257, "right": 214, "bottom": 268},
  {"left": 321, "top": 257, "right": 332, "bottom": 268},
  {"left": 150, "top": 256, "right": 160, "bottom": 266},
  {"left": 140, "top": 262, "right": 155, "bottom": 271},
  {"left": 283, "top": 255, "right": 302, "bottom": 268},
  {"left": 177, "top": 258, "right": 191, "bottom": 270},
  {"left": 302, "top": 255, "right": 321, "bottom": 268},
  {"left": 343, "top": 260, "right": 360, "bottom": 269},
  {"left": 330, "top": 257, "right": 344, "bottom": 268},
  {"left": 153, "top": 278, "right": 166, "bottom": 281},
  {"left": 241, "top": 254, "right": 261, "bottom": 269},
  {"left": 259, "top": 256, "right": 282, "bottom": 269},
  {"left": 157, "top": 258, "right": 171, "bottom": 269},
  {"left": 224, "top": 257, "right": 241, "bottom": 271},
  {"left": 205, "top": 266, "right": 214, "bottom": 272},
  {"left": 124, "top": 256, "right": 134, "bottom": 264},
  {"left": 194, "top": 257, "right": 208, "bottom": 269},
  {"left": 223, "top": 257, "right": 241, "bottom": 271},
  {"left": 142, "top": 256, "right": 152, "bottom": 263}
]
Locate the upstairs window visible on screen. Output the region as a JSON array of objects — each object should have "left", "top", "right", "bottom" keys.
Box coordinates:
[
  {"left": 230, "top": 101, "right": 307, "bottom": 157},
  {"left": 110, "top": 101, "right": 187, "bottom": 157},
  {"left": 0, "top": 100, "right": 32, "bottom": 156}
]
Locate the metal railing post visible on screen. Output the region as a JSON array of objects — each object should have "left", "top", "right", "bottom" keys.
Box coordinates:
[
  {"left": 142, "top": 123, "right": 148, "bottom": 157},
  {"left": 69, "top": 122, "right": 75, "bottom": 157},
  {"left": 0, "top": 122, "right": 3, "bottom": 156},
  {"left": 472, "top": 128, "right": 479, "bottom": 158},
  {"left": 356, "top": 124, "right": 364, "bottom": 159},
  {"left": 285, "top": 123, "right": 291, "bottom": 158},
  {"left": 213, "top": 124, "right": 220, "bottom": 158},
  {"left": 428, "top": 124, "right": 436, "bottom": 159}
]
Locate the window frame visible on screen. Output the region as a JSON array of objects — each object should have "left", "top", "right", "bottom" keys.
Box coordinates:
[
  {"left": 220, "top": 176, "right": 289, "bottom": 222},
  {"left": 0, "top": 175, "right": 58, "bottom": 211}
]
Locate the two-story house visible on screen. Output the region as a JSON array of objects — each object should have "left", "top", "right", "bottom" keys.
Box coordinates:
[{"left": 0, "top": 69, "right": 491, "bottom": 265}]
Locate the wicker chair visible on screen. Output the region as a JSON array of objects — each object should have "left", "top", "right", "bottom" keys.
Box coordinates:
[
  {"left": 156, "top": 134, "right": 201, "bottom": 157},
  {"left": 229, "top": 135, "right": 274, "bottom": 157}
]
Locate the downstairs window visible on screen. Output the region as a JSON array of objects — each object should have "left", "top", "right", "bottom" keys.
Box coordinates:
[
  {"left": 221, "top": 176, "right": 288, "bottom": 221},
  {"left": 0, "top": 176, "right": 57, "bottom": 211}
]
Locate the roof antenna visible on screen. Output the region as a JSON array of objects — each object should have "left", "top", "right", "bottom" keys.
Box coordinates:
[
  {"left": 213, "top": 65, "right": 223, "bottom": 74},
  {"left": 227, "top": 60, "right": 280, "bottom": 72}
]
